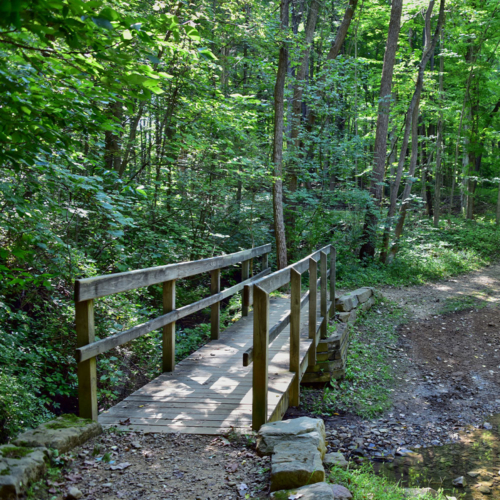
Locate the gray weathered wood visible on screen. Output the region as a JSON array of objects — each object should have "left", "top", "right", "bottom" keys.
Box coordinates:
[
  {"left": 320, "top": 251, "right": 328, "bottom": 338},
  {"left": 210, "top": 269, "right": 220, "bottom": 340},
  {"left": 289, "top": 269, "right": 301, "bottom": 406},
  {"left": 330, "top": 247, "right": 336, "bottom": 318},
  {"left": 76, "top": 268, "right": 271, "bottom": 363},
  {"left": 252, "top": 285, "right": 269, "bottom": 431},
  {"left": 251, "top": 244, "right": 330, "bottom": 294},
  {"left": 262, "top": 253, "right": 269, "bottom": 272},
  {"left": 76, "top": 300, "right": 98, "bottom": 421},
  {"left": 242, "top": 289, "right": 310, "bottom": 366},
  {"left": 163, "top": 280, "right": 176, "bottom": 372},
  {"left": 308, "top": 257, "right": 318, "bottom": 366},
  {"left": 75, "top": 244, "right": 271, "bottom": 302},
  {"left": 241, "top": 259, "right": 250, "bottom": 316}
]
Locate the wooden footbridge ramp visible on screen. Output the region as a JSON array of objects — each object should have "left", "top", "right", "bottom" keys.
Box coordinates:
[{"left": 75, "top": 244, "right": 336, "bottom": 434}]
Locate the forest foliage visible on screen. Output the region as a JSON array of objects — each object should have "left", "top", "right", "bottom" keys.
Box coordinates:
[{"left": 1, "top": 0, "right": 500, "bottom": 441}]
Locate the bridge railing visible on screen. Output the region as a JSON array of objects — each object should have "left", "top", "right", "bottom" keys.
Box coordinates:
[
  {"left": 74, "top": 244, "right": 272, "bottom": 420},
  {"left": 243, "top": 245, "right": 336, "bottom": 430}
]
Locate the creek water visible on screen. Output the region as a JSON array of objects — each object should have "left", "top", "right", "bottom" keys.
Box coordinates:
[{"left": 374, "top": 414, "right": 500, "bottom": 499}]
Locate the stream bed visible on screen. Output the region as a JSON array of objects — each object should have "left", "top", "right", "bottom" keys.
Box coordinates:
[{"left": 374, "top": 414, "right": 500, "bottom": 498}]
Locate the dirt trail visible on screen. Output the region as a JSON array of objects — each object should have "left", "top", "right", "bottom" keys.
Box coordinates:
[{"left": 380, "top": 262, "right": 500, "bottom": 319}]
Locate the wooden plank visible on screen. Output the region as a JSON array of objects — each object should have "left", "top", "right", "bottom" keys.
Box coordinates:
[
  {"left": 99, "top": 424, "right": 255, "bottom": 435},
  {"left": 250, "top": 245, "right": 331, "bottom": 294},
  {"left": 210, "top": 269, "right": 220, "bottom": 340},
  {"left": 330, "top": 246, "right": 336, "bottom": 319},
  {"left": 162, "top": 280, "right": 175, "bottom": 372},
  {"left": 320, "top": 251, "right": 328, "bottom": 339},
  {"left": 308, "top": 257, "right": 317, "bottom": 367},
  {"left": 289, "top": 269, "right": 301, "bottom": 406},
  {"left": 252, "top": 285, "right": 269, "bottom": 431},
  {"left": 75, "top": 244, "right": 272, "bottom": 302},
  {"left": 76, "top": 300, "right": 98, "bottom": 421},
  {"left": 242, "top": 289, "right": 311, "bottom": 366},
  {"left": 241, "top": 259, "right": 250, "bottom": 316},
  {"left": 76, "top": 268, "right": 270, "bottom": 362}
]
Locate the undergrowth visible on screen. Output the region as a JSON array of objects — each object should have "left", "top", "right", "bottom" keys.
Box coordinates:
[
  {"left": 337, "top": 216, "right": 500, "bottom": 288},
  {"left": 327, "top": 464, "right": 450, "bottom": 500},
  {"left": 322, "top": 299, "right": 407, "bottom": 418}
]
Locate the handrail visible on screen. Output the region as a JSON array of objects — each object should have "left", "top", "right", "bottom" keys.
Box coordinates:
[
  {"left": 75, "top": 243, "right": 272, "bottom": 302},
  {"left": 249, "top": 245, "right": 337, "bottom": 430},
  {"left": 74, "top": 244, "right": 272, "bottom": 421}
]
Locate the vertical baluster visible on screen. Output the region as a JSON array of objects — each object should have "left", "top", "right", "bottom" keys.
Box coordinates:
[
  {"left": 330, "top": 246, "right": 336, "bottom": 318},
  {"left": 242, "top": 259, "right": 250, "bottom": 316},
  {"left": 262, "top": 252, "right": 269, "bottom": 271},
  {"left": 210, "top": 269, "right": 221, "bottom": 339},
  {"left": 163, "top": 280, "right": 176, "bottom": 372},
  {"left": 320, "top": 251, "right": 328, "bottom": 339},
  {"left": 252, "top": 285, "right": 269, "bottom": 431},
  {"left": 290, "top": 269, "right": 301, "bottom": 406},
  {"left": 76, "top": 299, "right": 98, "bottom": 420},
  {"left": 308, "top": 257, "right": 317, "bottom": 366}
]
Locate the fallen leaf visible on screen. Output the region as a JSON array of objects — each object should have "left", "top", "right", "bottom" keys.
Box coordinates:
[
  {"left": 110, "top": 462, "right": 132, "bottom": 471},
  {"left": 289, "top": 494, "right": 303, "bottom": 499},
  {"left": 119, "top": 418, "right": 131, "bottom": 426}
]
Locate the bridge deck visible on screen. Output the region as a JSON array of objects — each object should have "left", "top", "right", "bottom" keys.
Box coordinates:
[{"left": 99, "top": 296, "right": 316, "bottom": 434}]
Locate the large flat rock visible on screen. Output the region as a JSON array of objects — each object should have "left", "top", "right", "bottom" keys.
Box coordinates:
[
  {"left": 271, "top": 482, "right": 334, "bottom": 499},
  {"left": 270, "top": 440, "right": 325, "bottom": 491},
  {"left": 14, "top": 414, "right": 102, "bottom": 454},
  {"left": 0, "top": 445, "right": 50, "bottom": 499},
  {"left": 257, "top": 417, "right": 326, "bottom": 457}
]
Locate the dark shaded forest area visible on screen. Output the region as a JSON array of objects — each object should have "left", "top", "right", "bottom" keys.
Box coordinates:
[{"left": 1, "top": 0, "right": 500, "bottom": 442}]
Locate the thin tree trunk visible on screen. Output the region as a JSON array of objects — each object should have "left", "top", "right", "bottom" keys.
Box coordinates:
[
  {"left": 433, "top": 28, "right": 445, "bottom": 227},
  {"left": 379, "top": 0, "right": 445, "bottom": 263},
  {"left": 288, "top": 0, "right": 321, "bottom": 192},
  {"left": 359, "top": 0, "right": 403, "bottom": 260},
  {"left": 273, "top": 0, "right": 290, "bottom": 270}
]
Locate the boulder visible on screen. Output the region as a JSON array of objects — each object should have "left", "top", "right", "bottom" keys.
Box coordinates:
[
  {"left": 270, "top": 440, "right": 325, "bottom": 491},
  {"left": 0, "top": 445, "right": 50, "bottom": 499},
  {"left": 352, "top": 287, "right": 373, "bottom": 303},
  {"left": 360, "top": 296, "right": 375, "bottom": 312},
  {"left": 257, "top": 417, "right": 326, "bottom": 458},
  {"left": 271, "top": 482, "right": 334, "bottom": 500},
  {"left": 323, "top": 452, "right": 348, "bottom": 470},
  {"left": 14, "top": 414, "right": 102, "bottom": 454},
  {"left": 338, "top": 312, "right": 351, "bottom": 323},
  {"left": 336, "top": 294, "right": 359, "bottom": 312},
  {"left": 330, "top": 484, "right": 352, "bottom": 499}
]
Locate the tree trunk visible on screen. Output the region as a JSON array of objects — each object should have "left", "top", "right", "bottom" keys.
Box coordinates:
[
  {"left": 433, "top": 28, "right": 445, "bottom": 227},
  {"left": 288, "top": 0, "right": 321, "bottom": 192},
  {"left": 359, "top": 0, "right": 403, "bottom": 261},
  {"left": 379, "top": 0, "right": 445, "bottom": 263},
  {"left": 273, "top": 0, "right": 290, "bottom": 270}
]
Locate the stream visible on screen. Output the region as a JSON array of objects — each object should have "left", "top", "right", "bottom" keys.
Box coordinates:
[{"left": 375, "top": 414, "right": 500, "bottom": 498}]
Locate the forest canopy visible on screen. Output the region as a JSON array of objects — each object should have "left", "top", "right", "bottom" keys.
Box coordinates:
[{"left": 1, "top": 0, "right": 500, "bottom": 440}]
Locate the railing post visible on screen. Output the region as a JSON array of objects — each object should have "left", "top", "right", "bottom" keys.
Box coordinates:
[
  {"left": 330, "top": 246, "right": 336, "bottom": 318},
  {"left": 252, "top": 285, "right": 269, "bottom": 431},
  {"left": 262, "top": 252, "right": 269, "bottom": 271},
  {"left": 210, "top": 269, "right": 221, "bottom": 339},
  {"left": 163, "top": 280, "right": 176, "bottom": 372},
  {"left": 76, "top": 299, "right": 98, "bottom": 421},
  {"left": 308, "top": 257, "right": 317, "bottom": 366},
  {"left": 242, "top": 259, "right": 250, "bottom": 316},
  {"left": 290, "top": 269, "right": 301, "bottom": 406},
  {"left": 320, "top": 251, "right": 328, "bottom": 339}
]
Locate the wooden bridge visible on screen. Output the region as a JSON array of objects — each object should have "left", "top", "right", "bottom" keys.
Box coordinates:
[{"left": 75, "top": 243, "right": 336, "bottom": 433}]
